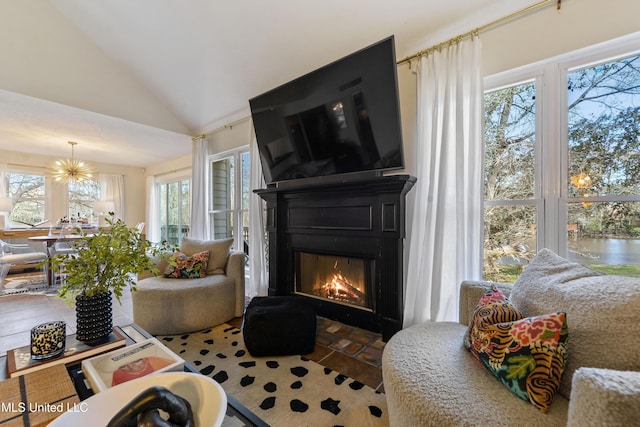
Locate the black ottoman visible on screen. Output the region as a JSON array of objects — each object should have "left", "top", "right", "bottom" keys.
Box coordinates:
[{"left": 242, "top": 296, "right": 316, "bottom": 357}]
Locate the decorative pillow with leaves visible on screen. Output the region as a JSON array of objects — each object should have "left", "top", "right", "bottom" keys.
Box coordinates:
[
  {"left": 164, "top": 250, "right": 210, "bottom": 279},
  {"left": 464, "top": 285, "right": 569, "bottom": 413}
]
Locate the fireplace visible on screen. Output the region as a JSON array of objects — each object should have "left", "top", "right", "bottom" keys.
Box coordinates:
[
  {"left": 256, "top": 174, "right": 415, "bottom": 341},
  {"left": 296, "top": 252, "right": 374, "bottom": 311}
]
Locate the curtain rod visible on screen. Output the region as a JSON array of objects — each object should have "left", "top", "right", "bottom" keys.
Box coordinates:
[
  {"left": 192, "top": 115, "right": 251, "bottom": 142},
  {"left": 397, "top": 0, "right": 561, "bottom": 65}
]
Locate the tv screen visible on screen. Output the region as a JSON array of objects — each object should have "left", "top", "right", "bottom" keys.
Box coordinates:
[{"left": 249, "top": 36, "right": 404, "bottom": 186}]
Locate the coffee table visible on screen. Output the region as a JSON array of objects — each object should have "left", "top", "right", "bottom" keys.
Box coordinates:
[
  {"left": 69, "top": 323, "right": 268, "bottom": 427},
  {"left": 2, "top": 323, "right": 267, "bottom": 427}
]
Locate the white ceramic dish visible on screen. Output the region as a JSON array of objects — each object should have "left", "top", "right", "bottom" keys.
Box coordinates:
[{"left": 49, "top": 372, "right": 227, "bottom": 427}]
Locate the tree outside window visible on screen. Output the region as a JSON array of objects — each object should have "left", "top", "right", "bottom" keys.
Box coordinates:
[
  {"left": 6, "top": 172, "right": 46, "bottom": 226},
  {"left": 484, "top": 51, "right": 640, "bottom": 282},
  {"left": 566, "top": 54, "right": 640, "bottom": 276},
  {"left": 68, "top": 179, "right": 100, "bottom": 223},
  {"left": 159, "top": 179, "right": 190, "bottom": 246}
]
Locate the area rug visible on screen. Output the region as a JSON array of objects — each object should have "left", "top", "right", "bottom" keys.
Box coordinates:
[
  {"left": 0, "top": 273, "right": 58, "bottom": 297},
  {"left": 159, "top": 324, "right": 388, "bottom": 427}
]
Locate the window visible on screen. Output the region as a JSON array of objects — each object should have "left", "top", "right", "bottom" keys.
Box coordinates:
[
  {"left": 209, "top": 147, "right": 250, "bottom": 252},
  {"left": 6, "top": 171, "right": 46, "bottom": 226},
  {"left": 68, "top": 179, "right": 100, "bottom": 223},
  {"left": 483, "top": 35, "right": 640, "bottom": 282},
  {"left": 158, "top": 178, "right": 191, "bottom": 246},
  {"left": 484, "top": 81, "right": 538, "bottom": 282}
]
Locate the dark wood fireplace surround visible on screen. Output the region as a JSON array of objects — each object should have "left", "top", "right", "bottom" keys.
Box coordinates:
[{"left": 256, "top": 174, "right": 415, "bottom": 341}]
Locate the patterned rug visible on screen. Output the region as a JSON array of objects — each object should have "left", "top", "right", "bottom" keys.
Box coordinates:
[
  {"left": 0, "top": 272, "right": 58, "bottom": 297},
  {"left": 159, "top": 324, "right": 388, "bottom": 427}
]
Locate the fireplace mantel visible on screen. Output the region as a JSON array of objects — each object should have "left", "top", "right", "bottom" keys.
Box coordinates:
[{"left": 256, "top": 174, "right": 415, "bottom": 340}]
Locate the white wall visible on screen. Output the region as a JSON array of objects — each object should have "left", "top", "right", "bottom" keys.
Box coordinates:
[
  {"left": 207, "top": 119, "right": 252, "bottom": 155},
  {"left": 0, "top": 1, "right": 189, "bottom": 135}
]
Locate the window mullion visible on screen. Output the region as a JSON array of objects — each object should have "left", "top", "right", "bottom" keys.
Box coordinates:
[{"left": 540, "top": 62, "right": 564, "bottom": 256}]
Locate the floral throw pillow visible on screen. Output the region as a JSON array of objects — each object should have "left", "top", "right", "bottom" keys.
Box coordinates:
[
  {"left": 464, "top": 285, "right": 569, "bottom": 413},
  {"left": 463, "top": 285, "right": 523, "bottom": 348},
  {"left": 164, "top": 250, "right": 209, "bottom": 279}
]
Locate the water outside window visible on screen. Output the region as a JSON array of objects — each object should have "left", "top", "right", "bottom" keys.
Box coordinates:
[{"left": 566, "top": 54, "right": 640, "bottom": 277}]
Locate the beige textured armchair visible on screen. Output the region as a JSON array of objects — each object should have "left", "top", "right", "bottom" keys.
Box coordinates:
[
  {"left": 132, "top": 237, "right": 246, "bottom": 335},
  {"left": 382, "top": 249, "right": 640, "bottom": 426}
]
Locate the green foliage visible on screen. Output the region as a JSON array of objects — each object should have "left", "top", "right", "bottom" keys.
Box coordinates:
[
  {"left": 588, "top": 264, "right": 640, "bottom": 278},
  {"left": 50, "top": 216, "right": 176, "bottom": 304},
  {"left": 483, "top": 53, "right": 640, "bottom": 280},
  {"left": 504, "top": 355, "right": 535, "bottom": 380}
]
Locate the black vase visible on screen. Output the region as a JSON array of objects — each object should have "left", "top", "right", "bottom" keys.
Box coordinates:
[{"left": 75, "top": 291, "right": 113, "bottom": 343}]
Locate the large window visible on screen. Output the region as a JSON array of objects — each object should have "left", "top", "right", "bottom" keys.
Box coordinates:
[
  {"left": 158, "top": 178, "right": 191, "bottom": 245},
  {"left": 68, "top": 179, "right": 100, "bottom": 223},
  {"left": 483, "top": 36, "right": 640, "bottom": 282},
  {"left": 209, "top": 148, "right": 250, "bottom": 252},
  {"left": 6, "top": 171, "right": 46, "bottom": 226}
]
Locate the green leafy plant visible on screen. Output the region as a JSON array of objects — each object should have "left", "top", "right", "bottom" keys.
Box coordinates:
[{"left": 50, "top": 216, "right": 176, "bottom": 304}]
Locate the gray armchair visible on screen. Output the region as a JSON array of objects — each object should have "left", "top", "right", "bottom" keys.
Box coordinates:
[{"left": 133, "top": 237, "right": 246, "bottom": 335}]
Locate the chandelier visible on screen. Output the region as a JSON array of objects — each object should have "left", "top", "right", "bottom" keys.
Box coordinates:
[{"left": 51, "top": 141, "right": 95, "bottom": 184}]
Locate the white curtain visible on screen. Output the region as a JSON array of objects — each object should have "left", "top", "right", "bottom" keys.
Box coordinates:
[
  {"left": 0, "top": 163, "right": 7, "bottom": 198},
  {"left": 145, "top": 175, "right": 160, "bottom": 243},
  {"left": 248, "top": 124, "right": 268, "bottom": 297},
  {"left": 190, "top": 136, "right": 209, "bottom": 240},
  {"left": 404, "top": 36, "right": 483, "bottom": 326},
  {"left": 99, "top": 174, "right": 125, "bottom": 221}
]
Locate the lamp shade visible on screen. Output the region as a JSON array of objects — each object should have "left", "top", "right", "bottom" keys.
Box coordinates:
[
  {"left": 93, "top": 201, "right": 115, "bottom": 214},
  {"left": 0, "top": 197, "right": 12, "bottom": 212}
]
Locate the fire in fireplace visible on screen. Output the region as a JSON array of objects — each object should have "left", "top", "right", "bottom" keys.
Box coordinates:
[{"left": 295, "top": 252, "right": 373, "bottom": 310}]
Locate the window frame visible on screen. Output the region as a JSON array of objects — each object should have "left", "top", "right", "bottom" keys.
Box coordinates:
[
  {"left": 5, "top": 166, "right": 48, "bottom": 226},
  {"left": 483, "top": 32, "right": 640, "bottom": 267},
  {"left": 67, "top": 179, "right": 100, "bottom": 224},
  {"left": 208, "top": 145, "right": 250, "bottom": 252},
  {"left": 155, "top": 171, "right": 191, "bottom": 246}
]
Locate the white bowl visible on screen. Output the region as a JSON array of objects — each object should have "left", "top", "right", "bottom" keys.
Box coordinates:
[{"left": 49, "top": 372, "right": 227, "bottom": 427}]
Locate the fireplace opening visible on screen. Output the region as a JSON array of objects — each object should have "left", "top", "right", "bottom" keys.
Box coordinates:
[{"left": 295, "top": 252, "right": 374, "bottom": 311}]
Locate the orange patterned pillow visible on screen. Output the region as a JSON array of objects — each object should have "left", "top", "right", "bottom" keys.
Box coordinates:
[
  {"left": 464, "top": 286, "right": 569, "bottom": 412},
  {"left": 164, "top": 250, "right": 210, "bottom": 279}
]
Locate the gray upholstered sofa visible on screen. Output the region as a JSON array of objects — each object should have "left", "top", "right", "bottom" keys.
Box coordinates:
[
  {"left": 382, "top": 249, "right": 640, "bottom": 426},
  {"left": 132, "top": 237, "right": 246, "bottom": 335}
]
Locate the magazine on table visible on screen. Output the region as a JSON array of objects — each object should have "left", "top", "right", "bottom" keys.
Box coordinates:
[{"left": 81, "top": 337, "right": 184, "bottom": 392}]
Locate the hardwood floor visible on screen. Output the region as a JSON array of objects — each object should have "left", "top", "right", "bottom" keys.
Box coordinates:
[{"left": 0, "top": 272, "right": 385, "bottom": 392}]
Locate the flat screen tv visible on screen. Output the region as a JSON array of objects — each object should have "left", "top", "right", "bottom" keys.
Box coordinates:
[{"left": 249, "top": 36, "right": 404, "bottom": 186}]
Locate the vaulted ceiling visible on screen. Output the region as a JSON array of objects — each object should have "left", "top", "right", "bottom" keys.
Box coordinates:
[{"left": 0, "top": 0, "right": 537, "bottom": 167}]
